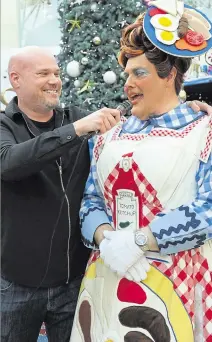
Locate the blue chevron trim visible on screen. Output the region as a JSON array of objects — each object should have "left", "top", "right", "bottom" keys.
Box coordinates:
[
  {"left": 80, "top": 207, "right": 105, "bottom": 226},
  {"left": 81, "top": 235, "right": 96, "bottom": 248},
  {"left": 158, "top": 233, "right": 206, "bottom": 250},
  {"left": 153, "top": 206, "right": 201, "bottom": 240},
  {"left": 179, "top": 205, "right": 198, "bottom": 218}
]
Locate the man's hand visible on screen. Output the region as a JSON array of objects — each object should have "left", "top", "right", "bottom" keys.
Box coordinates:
[
  {"left": 94, "top": 223, "right": 113, "bottom": 246},
  {"left": 125, "top": 256, "right": 150, "bottom": 282},
  {"left": 73, "top": 108, "right": 120, "bottom": 136},
  {"left": 99, "top": 230, "right": 150, "bottom": 280},
  {"left": 188, "top": 100, "right": 212, "bottom": 115}
]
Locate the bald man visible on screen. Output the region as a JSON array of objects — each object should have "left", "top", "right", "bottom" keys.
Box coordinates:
[{"left": 0, "top": 46, "right": 121, "bottom": 342}]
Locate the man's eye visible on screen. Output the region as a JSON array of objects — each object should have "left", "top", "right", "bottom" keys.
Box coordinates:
[{"left": 134, "top": 70, "right": 149, "bottom": 77}]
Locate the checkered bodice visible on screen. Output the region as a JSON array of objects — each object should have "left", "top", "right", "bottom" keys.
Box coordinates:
[{"left": 94, "top": 115, "right": 211, "bottom": 231}]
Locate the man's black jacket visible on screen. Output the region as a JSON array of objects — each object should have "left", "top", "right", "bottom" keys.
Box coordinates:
[{"left": 1, "top": 97, "right": 90, "bottom": 287}]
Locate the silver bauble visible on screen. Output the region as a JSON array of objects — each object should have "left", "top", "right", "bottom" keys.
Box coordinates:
[
  {"left": 93, "top": 36, "right": 101, "bottom": 45},
  {"left": 103, "top": 71, "right": 117, "bottom": 84},
  {"left": 91, "top": 3, "right": 98, "bottom": 11},
  {"left": 74, "top": 80, "right": 81, "bottom": 88},
  {"left": 66, "top": 60, "right": 81, "bottom": 78},
  {"left": 81, "top": 57, "right": 89, "bottom": 65}
]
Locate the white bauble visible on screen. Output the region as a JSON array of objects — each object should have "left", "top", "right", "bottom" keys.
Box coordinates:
[
  {"left": 93, "top": 36, "right": 101, "bottom": 45},
  {"left": 74, "top": 80, "right": 81, "bottom": 88},
  {"left": 103, "top": 71, "right": 117, "bottom": 84},
  {"left": 81, "top": 57, "right": 89, "bottom": 65},
  {"left": 91, "top": 3, "right": 98, "bottom": 11},
  {"left": 66, "top": 60, "right": 81, "bottom": 77}
]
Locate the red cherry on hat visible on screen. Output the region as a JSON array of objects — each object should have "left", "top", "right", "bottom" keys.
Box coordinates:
[{"left": 117, "top": 278, "right": 147, "bottom": 304}]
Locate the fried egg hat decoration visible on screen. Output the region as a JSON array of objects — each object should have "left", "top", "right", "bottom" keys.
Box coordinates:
[{"left": 143, "top": 0, "right": 212, "bottom": 57}]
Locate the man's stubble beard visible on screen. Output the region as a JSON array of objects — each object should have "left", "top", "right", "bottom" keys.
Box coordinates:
[{"left": 41, "top": 96, "right": 60, "bottom": 111}]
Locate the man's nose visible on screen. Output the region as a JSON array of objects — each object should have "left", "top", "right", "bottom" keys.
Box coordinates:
[
  {"left": 48, "top": 74, "right": 59, "bottom": 84},
  {"left": 124, "top": 76, "right": 134, "bottom": 94}
]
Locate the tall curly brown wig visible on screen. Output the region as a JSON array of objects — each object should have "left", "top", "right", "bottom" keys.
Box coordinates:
[{"left": 118, "top": 14, "right": 192, "bottom": 95}]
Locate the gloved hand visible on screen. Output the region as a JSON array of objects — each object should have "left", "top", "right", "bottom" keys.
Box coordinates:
[
  {"left": 99, "top": 230, "right": 149, "bottom": 280},
  {"left": 125, "top": 256, "right": 150, "bottom": 282}
]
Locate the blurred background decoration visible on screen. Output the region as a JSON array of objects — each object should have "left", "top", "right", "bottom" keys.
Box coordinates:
[
  {"left": 57, "top": 0, "right": 143, "bottom": 112},
  {"left": 19, "top": 0, "right": 60, "bottom": 47},
  {"left": 0, "top": 88, "right": 16, "bottom": 106},
  {"left": 20, "top": 0, "right": 52, "bottom": 5},
  {"left": 1, "top": 0, "right": 212, "bottom": 111}
]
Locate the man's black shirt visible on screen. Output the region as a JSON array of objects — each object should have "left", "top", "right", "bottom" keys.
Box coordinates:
[{"left": 1, "top": 97, "right": 90, "bottom": 287}]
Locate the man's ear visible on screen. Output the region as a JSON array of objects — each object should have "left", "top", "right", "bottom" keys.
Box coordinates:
[
  {"left": 9, "top": 71, "right": 20, "bottom": 89},
  {"left": 166, "top": 67, "right": 177, "bottom": 86}
]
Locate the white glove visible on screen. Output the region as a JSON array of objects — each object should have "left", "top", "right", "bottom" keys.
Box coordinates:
[
  {"left": 125, "top": 256, "right": 150, "bottom": 282},
  {"left": 99, "top": 230, "right": 146, "bottom": 277}
]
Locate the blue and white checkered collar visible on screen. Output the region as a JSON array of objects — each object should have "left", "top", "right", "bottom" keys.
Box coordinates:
[{"left": 122, "top": 103, "right": 206, "bottom": 134}]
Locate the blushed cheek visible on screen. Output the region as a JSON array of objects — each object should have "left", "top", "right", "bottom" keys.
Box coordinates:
[{"left": 134, "top": 78, "right": 147, "bottom": 90}]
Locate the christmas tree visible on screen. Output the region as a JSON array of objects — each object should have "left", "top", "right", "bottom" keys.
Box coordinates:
[{"left": 57, "top": 0, "right": 144, "bottom": 111}]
